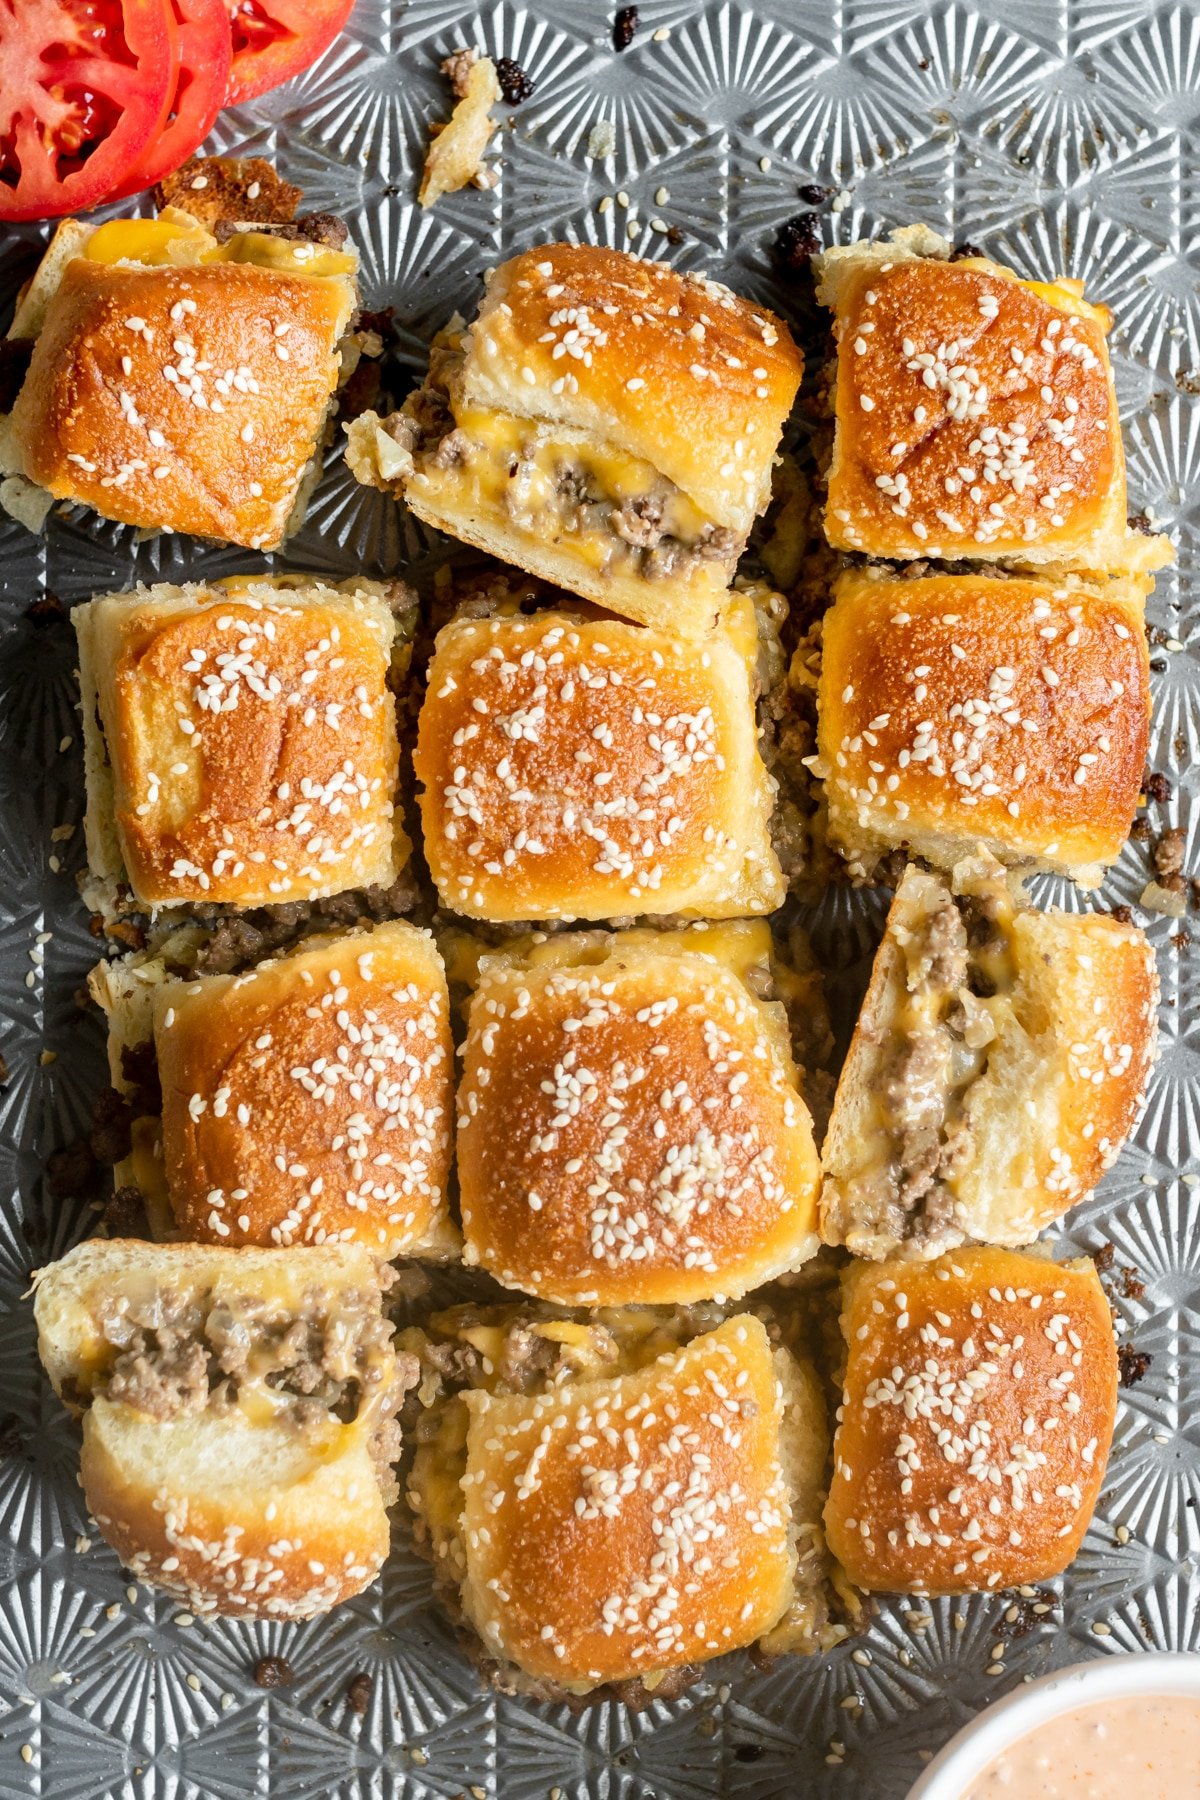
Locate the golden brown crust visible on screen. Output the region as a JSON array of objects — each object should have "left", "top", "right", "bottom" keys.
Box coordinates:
[
  {"left": 457, "top": 935, "right": 822, "bottom": 1305},
  {"left": 82, "top": 585, "right": 401, "bottom": 908},
  {"left": 460, "top": 1317, "right": 796, "bottom": 1685},
  {"left": 467, "top": 245, "right": 802, "bottom": 533},
  {"left": 9, "top": 258, "right": 353, "bottom": 547},
  {"left": 414, "top": 606, "right": 783, "bottom": 920},
  {"left": 816, "top": 569, "right": 1151, "bottom": 883},
  {"left": 819, "top": 249, "right": 1170, "bottom": 572},
  {"left": 81, "top": 1404, "right": 391, "bottom": 1620},
  {"left": 155, "top": 156, "right": 303, "bottom": 225},
  {"left": 154, "top": 923, "right": 456, "bottom": 1256},
  {"left": 824, "top": 1248, "right": 1117, "bottom": 1594}
]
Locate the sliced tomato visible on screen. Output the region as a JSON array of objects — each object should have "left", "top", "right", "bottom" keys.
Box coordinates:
[
  {"left": 0, "top": 0, "right": 174, "bottom": 221},
  {"left": 110, "top": 0, "right": 231, "bottom": 197},
  {"left": 226, "top": 0, "right": 355, "bottom": 107}
]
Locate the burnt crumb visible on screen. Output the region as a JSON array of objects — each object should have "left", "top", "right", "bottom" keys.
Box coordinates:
[
  {"left": 253, "top": 1655, "right": 295, "bottom": 1689},
  {"left": 356, "top": 306, "right": 396, "bottom": 341},
  {"left": 0, "top": 1054, "right": 8, "bottom": 1089},
  {"left": 1176, "top": 733, "right": 1188, "bottom": 759},
  {"left": 1128, "top": 508, "right": 1156, "bottom": 533},
  {"left": 612, "top": 6, "right": 639, "bottom": 51},
  {"left": 1150, "top": 658, "right": 1168, "bottom": 673},
  {"left": 120, "top": 1040, "right": 162, "bottom": 1118},
  {"left": 1109, "top": 904, "right": 1134, "bottom": 925},
  {"left": 1093, "top": 1242, "right": 1115, "bottom": 1272},
  {"left": 1171, "top": 929, "right": 1192, "bottom": 952},
  {"left": 995, "top": 1589, "right": 1056, "bottom": 1637},
  {"left": 734, "top": 1744, "right": 765, "bottom": 1764},
  {"left": 74, "top": 986, "right": 93, "bottom": 1013},
  {"left": 797, "top": 182, "right": 832, "bottom": 206},
  {"left": 1143, "top": 772, "right": 1173, "bottom": 805},
  {"left": 665, "top": 224, "right": 684, "bottom": 245},
  {"left": 345, "top": 1671, "right": 373, "bottom": 1715},
  {"left": 495, "top": 56, "right": 534, "bottom": 103},
  {"left": 337, "top": 357, "right": 382, "bottom": 422},
  {"left": 774, "top": 212, "right": 822, "bottom": 271},
  {"left": 950, "top": 240, "right": 986, "bottom": 261},
  {"left": 1153, "top": 826, "right": 1186, "bottom": 879},
  {"left": 103, "top": 1184, "right": 149, "bottom": 1237},
  {"left": 23, "top": 593, "right": 68, "bottom": 628},
  {"left": 1130, "top": 816, "right": 1153, "bottom": 841},
  {"left": 0, "top": 1414, "right": 22, "bottom": 1458},
  {"left": 1175, "top": 369, "right": 1200, "bottom": 396},
  {"left": 89, "top": 1086, "right": 134, "bottom": 1167},
  {"left": 1148, "top": 622, "right": 1172, "bottom": 648},
  {"left": 1118, "top": 1344, "right": 1152, "bottom": 1389},
  {"left": 46, "top": 1137, "right": 99, "bottom": 1200}
]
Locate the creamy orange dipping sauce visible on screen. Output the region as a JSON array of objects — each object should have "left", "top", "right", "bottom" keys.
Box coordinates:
[{"left": 962, "top": 1693, "right": 1200, "bottom": 1798}]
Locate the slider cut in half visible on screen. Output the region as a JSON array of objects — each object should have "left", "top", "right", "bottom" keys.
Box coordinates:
[
  {"left": 405, "top": 1306, "right": 843, "bottom": 1700},
  {"left": 456, "top": 922, "right": 823, "bottom": 1305},
  {"left": 345, "top": 243, "right": 803, "bottom": 634},
  {"left": 76, "top": 577, "right": 406, "bottom": 913},
  {"left": 93, "top": 922, "right": 456, "bottom": 1258},
  {"left": 814, "top": 227, "right": 1171, "bottom": 574},
  {"left": 821, "top": 856, "right": 1158, "bottom": 1261},
  {"left": 824, "top": 1247, "right": 1117, "bottom": 1594},
  {"left": 0, "top": 206, "right": 360, "bottom": 548},
  {"left": 34, "top": 1240, "right": 414, "bottom": 1619},
  {"left": 814, "top": 568, "right": 1151, "bottom": 886},
  {"left": 415, "top": 586, "right": 785, "bottom": 921}
]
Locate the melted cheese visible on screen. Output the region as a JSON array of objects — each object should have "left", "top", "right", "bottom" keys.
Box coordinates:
[{"left": 82, "top": 214, "right": 355, "bottom": 280}]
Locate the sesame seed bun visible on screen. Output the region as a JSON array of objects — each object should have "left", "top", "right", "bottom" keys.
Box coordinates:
[
  {"left": 346, "top": 245, "right": 801, "bottom": 636},
  {"left": 824, "top": 1247, "right": 1118, "bottom": 1595},
  {"left": 815, "top": 568, "right": 1152, "bottom": 887},
  {"left": 821, "top": 857, "right": 1159, "bottom": 1260},
  {"left": 2, "top": 237, "right": 355, "bottom": 549},
  {"left": 34, "top": 1239, "right": 410, "bottom": 1621},
  {"left": 457, "top": 1316, "right": 802, "bottom": 1689},
  {"left": 149, "top": 922, "right": 457, "bottom": 1257},
  {"left": 414, "top": 601, "right": 784, "bottom": 921},
  {"left": 815, "top": 229, "right": 1171, "bottom": 574},
  {"left": 457, "top": 925, "right": 822, "bottom": 1306},
  {"left": 76, "top": 579, "right": 405, "bottom": 911}
]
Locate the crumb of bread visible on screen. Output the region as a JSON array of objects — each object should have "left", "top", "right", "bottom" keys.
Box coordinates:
[
  {"left": 156, "top": 156, "right": 303, "bottom": 225},
  {"left": 420, "top": 56, "right": 501, "bottom": 208}
]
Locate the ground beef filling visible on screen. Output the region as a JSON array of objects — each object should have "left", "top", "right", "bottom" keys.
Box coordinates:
[
  {"left": 391, "top": 349, "right": 741, "bottom": 582},
  {"left": 98, "top": 1283, "right": 397, "bottom": 1436},
  {"left": 868, "top": 893, "right": 1004, "bottom": 1249}
]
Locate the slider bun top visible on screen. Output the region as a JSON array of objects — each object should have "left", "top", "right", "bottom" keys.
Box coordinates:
[
  {"left": 78, "top": 579, "right": 403, "bottom": 909},
  {"left": 34, "top": 1239, "right": 402, "bottom": 1621},
  {"left": 464, "top": 244, "right": 803, "bottom": 535},
  {"left": 154, "top": 922, "right": 457, "bottom": 1257},
  {"left": 457, "top": 926, "right": 822, "bottom": 1306},
  {"left": 816, "top": 231, "right": 1171, "bottom": 573},
  {"left": 824, "top": 1247, "right": 1118, "bottom": 1595},
  {"left": 415, "top": 600, "right": 784, "bottom": 921},
  {"left": 6, "top": 251, "right": 355, "bottom": 549},
  {"left": 459, "top": 1315, "right": 797, "bottom": 1688},
  {"left": 815, "top": 568, "right": 1151, "bottom": 886}
]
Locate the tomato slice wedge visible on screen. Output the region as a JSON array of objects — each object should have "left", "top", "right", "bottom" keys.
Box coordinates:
[
  {"left": 109, "top": 0, "right": 231, "bottom": 198},
  {"left": 226, "top": 0, "right": 355, "bottom": 107},
  {"left": 0, "top": 0, "right": 174, "bottom": 221}
]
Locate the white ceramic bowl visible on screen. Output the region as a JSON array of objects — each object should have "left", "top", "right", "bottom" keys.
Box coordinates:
[{"left": 906, "top": 1651, "right": 1200, "bottom": 1798}]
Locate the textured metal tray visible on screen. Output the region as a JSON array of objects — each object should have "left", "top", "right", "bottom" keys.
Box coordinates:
[{"left": 1, "top": 1, "right": 1199, "bottom": 1794}]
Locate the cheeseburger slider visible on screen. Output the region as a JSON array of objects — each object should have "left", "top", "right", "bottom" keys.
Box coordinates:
[
  {"left": 404, "top": 1304, "right": 844, "bottom": 1701},
  {"left": 91, "top": 922, "right": 457, "bottom": 1259},
  {"left": 35, "top": 1240, "right": 414, "bottom": 1619},
  {"left": 415, "top": 581, "right": 788, "bottom": 922},
  {"left": 345, "top": 243, "right": 803, "bottom": 635},
  {"left": 824, "top": 1247, "right": 1118, "bottom": 1594},
  {"left": 76, "top": 576, "right": 408, "bottom": 915},
  {"left": 814, "top": 226, "right": 1171, "bottom": 574},
  {"left": 0, "top": 205, "right": 360, "bottom": 549},
  {"left": 821, "top": 856, "right": 1158, "bottom": 1261},
  {"left": 454, "top": 921, "right": 824, "bottom": 1307},
  {"left": 813, "top": 567, "right": 1151, "bottom": 886}
]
